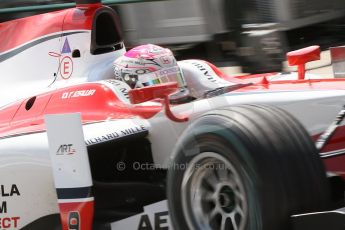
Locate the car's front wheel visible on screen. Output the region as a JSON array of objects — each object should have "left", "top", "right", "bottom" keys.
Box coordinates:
[
  {"left": 182, "top": 150, "right": 248, "bottom": 230},
  {"left": 167, "top": 104, "right": 330, "bottom": 230}
]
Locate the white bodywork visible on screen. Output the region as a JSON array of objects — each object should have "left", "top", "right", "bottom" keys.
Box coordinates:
[{"left": 0, "top": 31, "right": 125, "bottom": 108}]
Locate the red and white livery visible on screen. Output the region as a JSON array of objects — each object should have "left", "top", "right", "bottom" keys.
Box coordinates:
[{"left": 1, "top": 1, "right": 345, "bottom": 230}]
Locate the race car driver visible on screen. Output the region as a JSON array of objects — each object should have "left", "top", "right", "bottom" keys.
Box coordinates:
[{"left": 113, "top": 44, "right": 193, "bottom": 104}]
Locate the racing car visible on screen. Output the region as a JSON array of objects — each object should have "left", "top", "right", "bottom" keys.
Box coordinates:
[{"left": 2, "top": 0, "right": 345, "bottom": 230}]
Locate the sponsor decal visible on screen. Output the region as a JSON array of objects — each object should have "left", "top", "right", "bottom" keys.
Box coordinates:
[
  {"left": 61, "top": 38, "right": 72, "bottom": 54},
  {"left": 68, "top": 211, "right": 80, "bottom": 230},
  {"left": 85, "top": 125, "right": 147, "bottom": 146},
  {"left": 157, "top": 66, "right": 179, "bottom": 76},
  {"left": 190, "top": 61, "right": 221, "bottom": 83},
  {"left": 0, "top": 185, "right": 21, "bottom": 229},
  {"left": 48, "top": 37, "right": 75, "bottom": 80},
  {"left": 189, "top": 61, "right": 232, "bottom": 87},
  {"left": 138, "top": 211, "right": 169, "bottom": 230},
  {"left": 61, "top": 89, "right": 96, "bottom": 99},
  {"left": 111, "top": 200, "right": 172, "bottom": 230},
  {"left": 56, "top": 144, "right": 76, "bottom": 155},
  {"left": 60, "top": 56, "right": 74, "bottom": 79},
  {"left": 0, "top": 185, "right": 20, "bottom": 198},
  {"left": 0, "top": 217, "right": 20, "bottom": 229}
]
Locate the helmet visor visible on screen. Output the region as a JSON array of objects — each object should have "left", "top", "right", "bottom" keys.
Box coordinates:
[{"left": 140, "top": 66, "right": 186, "bottom": 88}]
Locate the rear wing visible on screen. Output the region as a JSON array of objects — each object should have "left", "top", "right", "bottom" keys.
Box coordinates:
[{"left": 330, "top": 46, "right": 345, "bottom": 78}]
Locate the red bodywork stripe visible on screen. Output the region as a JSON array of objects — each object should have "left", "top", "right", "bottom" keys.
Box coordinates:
[{"left": 0, "top": 83, "right": 162, "bottom": 138}]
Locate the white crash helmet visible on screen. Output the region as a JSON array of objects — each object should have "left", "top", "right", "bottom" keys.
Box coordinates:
[{"left": 113, "top": 44, "right": 187, "bottom": 89}]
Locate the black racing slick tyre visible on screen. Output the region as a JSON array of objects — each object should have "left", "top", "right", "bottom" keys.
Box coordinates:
[{"left": 167, "top": 104, "right": 330, "bottom": 230}]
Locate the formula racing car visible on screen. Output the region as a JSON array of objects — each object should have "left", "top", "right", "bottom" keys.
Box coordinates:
[{"left": 2, "top": 1, "right": 345, "bottom": 230}]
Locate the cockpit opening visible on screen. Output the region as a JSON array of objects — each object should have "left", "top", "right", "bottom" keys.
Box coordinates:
[{"left": 91, "top": 7, "right": 124, "bottom": 55}]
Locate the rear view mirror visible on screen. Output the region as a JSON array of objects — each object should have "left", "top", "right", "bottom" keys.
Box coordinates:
[
  {"left": 128, "top": 82, "right": 178, "bottom": 104},
  {"left": 287, "top": 45, "right": 320, "bottom": 80},
  {"left": 128, "top": 82, "right": 188, "bottom": 122}
]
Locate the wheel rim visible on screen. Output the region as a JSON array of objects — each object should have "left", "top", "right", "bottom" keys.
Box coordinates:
[{"left": 181, "top": 152, "right": 248, "bottom": 230}]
